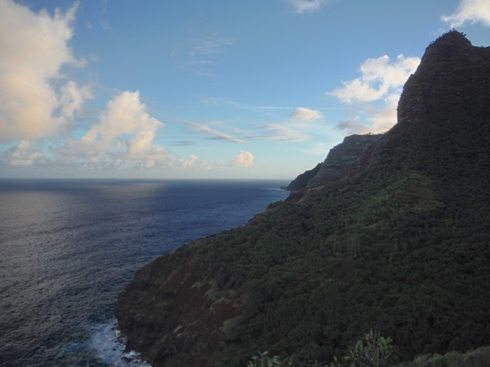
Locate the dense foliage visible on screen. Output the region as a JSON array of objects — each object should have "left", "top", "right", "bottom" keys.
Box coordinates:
[
  {"left": 116, "top": 31, "right": 490, "bottom": 367},
  {"left": 203, "top": 134, "right": 490, "bottom": 365},
  {"left": 195, "top": 31, "right": 490, "bottom": 367},
  {"left": 247, "top": 331, "right": 399, "bottom": 367},
  {"left": 395, "top": 346, "right": 490, "bottom": 367},
  {"left": 248, "top": 341, "right": 490, "bottom": 367}
]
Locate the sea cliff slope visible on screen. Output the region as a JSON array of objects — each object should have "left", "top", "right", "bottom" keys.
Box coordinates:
[{"left": 116, "top": 30, "right": 490, "bottom": 367}]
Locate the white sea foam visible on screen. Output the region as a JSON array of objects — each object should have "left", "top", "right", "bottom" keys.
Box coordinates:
[
  {"left": 263, "top": 187, "right": 287, "bottom": 191},
  {"left": 87, "top": 320, "right": 151, "bottom": 367}
]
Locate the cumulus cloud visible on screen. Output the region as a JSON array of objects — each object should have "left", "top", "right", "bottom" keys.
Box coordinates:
[
  {"left": 66, "top": 91, "right": 158, "bottom": 162},
  {"left": 442, "top": 0, "right": 490, "bottom": 28},
  {"left": 290, "top": 107, "right": 323, "bottom": 120},
  {"left": 0, "top": 0, "right": 93, "bottom": 142},
  {"left": 225, "top": 151, "right": 254, "bottom": 168},
  {"left": 81, "top": 91, "right": 162, "bottom": 155},
  {"left": 329, "top": 54, "right": 419, "bottom": 133},
  {"left": 0, "top": 2, "right": 213, "bottom": 173},
  {"left": 285, "top": 0, "right": 331, "bottom": 13},
  {"left": 330, "top": 55, "right": 420, "bottom": 104},
  {"left": 55, "top": 91, "right": 199, "bottom": 170}
]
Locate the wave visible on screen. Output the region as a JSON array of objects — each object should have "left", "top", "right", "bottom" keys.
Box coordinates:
[{"left": 87, "top": 320, "right": 151, "bottom": 367}]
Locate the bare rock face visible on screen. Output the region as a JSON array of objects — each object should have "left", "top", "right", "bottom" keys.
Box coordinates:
[{"left": 306, "top": 134, "right": 380, "bottom": 188}]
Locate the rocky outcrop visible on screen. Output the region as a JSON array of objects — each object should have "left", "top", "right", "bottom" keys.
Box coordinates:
[{"left": 306, "top": 134, "right": 380, "bottom": 188}]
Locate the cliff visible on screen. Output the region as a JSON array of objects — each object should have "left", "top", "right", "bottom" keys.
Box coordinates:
[
  {"left": 285, "top": 163, "right": 321, "bottom": 191},
  {"left": 116, "top": 31, "right": 490, "bottom": 367},
  {"left": 306, "top": 134, "right": 380, "bottom": 188}
]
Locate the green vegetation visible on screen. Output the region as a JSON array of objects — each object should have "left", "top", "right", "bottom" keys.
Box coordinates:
[
  {"left": 246, "top": 331, "right": 398, "bottom": 367},
  {"left": 116, "top": 30, "right": 490, "bottom": 367},
  {"left": 247, "top": 335, "right": 490, "bottom": 367},
  {"left": 196, "top": 30, "right": 490, "bottom": 366},
  {"left": 395, "top": 346, "right": 490, "bottom": 367},
  {"left": 203, "top": 131, "right": 490, "bottom": 365}
]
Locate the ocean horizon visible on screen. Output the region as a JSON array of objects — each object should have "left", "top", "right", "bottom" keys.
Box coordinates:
[{"left": 0, "top": 178, "right": 289, "bottom": 366}]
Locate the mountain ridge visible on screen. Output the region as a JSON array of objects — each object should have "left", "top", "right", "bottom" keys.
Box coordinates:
[{"left": 116, "top": 30, "right": 490, "bottom": 367}]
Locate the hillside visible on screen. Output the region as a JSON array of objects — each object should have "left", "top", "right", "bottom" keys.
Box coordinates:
[
  {"left": 285, "top": 134, "right": 380, "bottom": 192},
  {"left": 116, "top": 30, "right": 490, "bottom": 367},
  {"left": 286, "top": 163, "right": 322, "bottom": 191},
  {"left": 307, "top": 134, "right": 380, "bottom": 188}
]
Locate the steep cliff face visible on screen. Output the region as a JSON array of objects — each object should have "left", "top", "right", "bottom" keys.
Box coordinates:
[
  {"left": 285, "top": 163, "right": 321, "bottom": 191},
  {"left": 117, "top": 31, "right": 490, "bottom": 367},
  {"left": 306, "top": 134, "right": 380, "bottom": 188}
]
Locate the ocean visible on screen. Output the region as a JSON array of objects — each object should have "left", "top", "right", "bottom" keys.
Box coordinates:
[{"left": 0, "top": 179, "right": 289, "bottom": 366}]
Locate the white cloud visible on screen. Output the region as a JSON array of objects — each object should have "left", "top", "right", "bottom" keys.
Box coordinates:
[
  {"left": 0, "top": 141, "right": 44, "bottom": 166},
  {"left": 330, "top": 55, "right": 420, "bottom": 104},
  {"left": 60, "top": 81, "right": 94, "bottom": 119},
  {"left": 1, "top": 91, "right": 210, "bottom": 171},
  {"left": 329, "top": 54, "right": 419, "bottom": 133},
  {"left": 442, "top": 0, "right": 490, "bottom": 28},
  {"left": 56, "top": 91, "right": 200, "bottom": 170},
  {"left": 285, "top": 0, "right": 331, "bottom": 13},
  {"left": 225, "top": 151, "right": 254, "bottom": 168},
  {"left": 290, "top": 107, "right": 323, "bottom": 120},
  {"left": 335, "top": 94, "right": 399, "bottom": 135},
  {"left": 0, "top": 0, "right": 93, "bottom": 142},
  {"left": 365, "top": 94, "right": 399, "bottom": 133},
  {"left": 81, "top": 91, "right": 162, "bottom": 154},
  {"left": 60, "top": 92, "right": 166, "bottom": 167}
]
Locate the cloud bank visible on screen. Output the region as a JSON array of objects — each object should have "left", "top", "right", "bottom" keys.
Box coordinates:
[
  {"left": 0, "top": 1, "right": 251, "bottom": 174},
  {"left": 0, "top": 0, "right": 92, "bottom": 143},
  {"left": 442, "top": 0, "right": 490, "bottom": 28}
]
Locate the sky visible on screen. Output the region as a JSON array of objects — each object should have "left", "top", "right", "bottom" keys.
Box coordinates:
[{"left": 1, "top": 0, "right": 490, "bottom": 180}]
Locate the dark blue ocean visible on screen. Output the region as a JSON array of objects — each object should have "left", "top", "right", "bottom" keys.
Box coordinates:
[{"left": 0, "top": 179, "right": 289, "bottom": 366}]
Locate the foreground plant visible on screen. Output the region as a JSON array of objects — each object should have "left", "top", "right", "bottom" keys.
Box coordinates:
[
  {"left": 248, "top": 331, "right": 398, "bottom": 367},
  {"left": 332, "top": 330, "right": 399, "bottom": 367}
]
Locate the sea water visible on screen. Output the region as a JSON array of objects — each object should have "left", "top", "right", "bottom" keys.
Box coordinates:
[{"left": 0, "top": 179, "right": 289, "bottom": 366}]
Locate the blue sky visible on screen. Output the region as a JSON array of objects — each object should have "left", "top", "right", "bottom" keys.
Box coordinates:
[{"left": 1, "top": 0, "right": 489, "bottom": 179}]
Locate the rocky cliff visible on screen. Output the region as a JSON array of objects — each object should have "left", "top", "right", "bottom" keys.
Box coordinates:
[
  {"left": 306, "top": 134, "right": 380, "bottom": 188},
  {"left": 116, "top": 31, "right": 490, "bottom": 367},
  {"left": 285, "top": 163, "right": 321, "bottom": 191}
]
